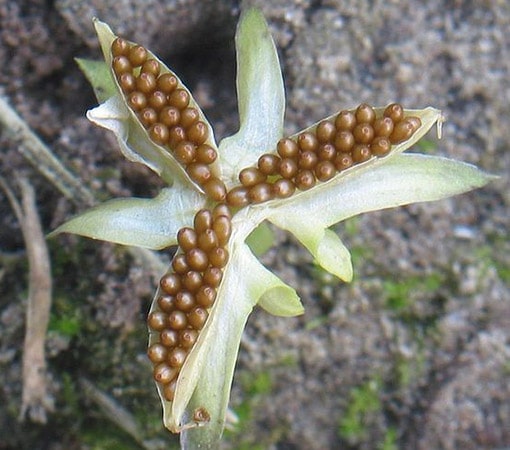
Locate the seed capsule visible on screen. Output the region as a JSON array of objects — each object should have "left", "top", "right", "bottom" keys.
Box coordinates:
[
  {"left": 298, "top": 151, "right": 318, "bottom": 170},
  {"left": 157, "top": 294, "right": 176, "bottom": 312},
  {"left": 157, "top": 73, "right": 178, "bottom": 94},
  {"left": 203, "top": 178, "right": 227, "bottom": 202},
  {"left": 112, "top": 55, "right": 132, "bottom": 74},
  {"left": 370, "top": 137, "right": 391, "bottom": 156},
  {"left": 355, "top": 103, "right": 376, "bottom": 124},
  {"left": 315, "top": 160, "right": 336, "bottom": 182},
  {"left": 277, "top": 138, "right": 299, "bottom": 158},
  {"left": 141, "top": 59, "right": 160, "bottom": 77},
  {"left": 203, "top": 267, "right": 223, "bottom": 287},
  {"left": 147, "top": 343, "right": 168, "bottom": 363},
  {"left": 334, "top": 131, "right": 355, "bottom": 153},
  {"left": 384, "top": 103, "right": 404, "bottom": 123},
  {"left": 297, "top": 132, "right": 319, "bottom": 153},
  {"left": 279, "top": 158, "right": 298, "bottom": 179},
  {"left": 172, "top": 254, "right": 189, "bottom": 274},
  {"left": 175, "top": 141, "right": 197, "bottom": 165},
  {"left": 317, "top": 143, "right": 336, "bottom": 161},
  {"left": 334, "top": 153, "right": 353, "bottom": 171},
  {"left": 226, "top": 186, "right": 249, "bottom": 207},
  {"left": 139, "top": 108, "right": 158, "bottom": 127},
  {"left": 168, "top": 89, "right": 190, "bottom": 109},
  {"left": 128, "top": 45, "right": 148, "bottom": 67},
  {"left": 127, "top": 92, "right": 147, "bottom": 111},
  {"left": 148, "top": 91, "right": 167, "bottom": 111},
  {"left": 198, "top": 229, "right": 218, "bottom": 252},
  {"left": 186, "top": 163, "right": 211, "bottom": 185},
  {"left": 160, "top": 273, "right": 182, "bottom": 295},
  {"left": 258, "top": 154, "right": 280, "bottom": 175},
  {"left": 195, "top": 144, "right": 217, "bottom": 164},
  {"left": 373, "top": 117, "right": 394, "bottom": 137},
  {"left": 168, "top": 310, "right": 188, "bottom": 330},
  {"left": 153, "top": 363, "right": 177, "bottom": 384},
  {"left": 179, "top": 329, "right": 199, "bottom": 349},
  {"left": 111, "top": 38, "right": 130, "bottom": 57},
  {"left": 160, "top": 329, "right": 179, "bottom": 347},
  {"left": 187, "top": 121, "right": 208, "bottom": 145},
  {"left": 163, "top": 380, "right": 177, "bottom": 401},
  {"left": 196, "top": 285, "right": 217, "bottom": 308},
  {"left": 353, "top": 123, "right": 374, "bottom": 144},
  {"left": 194, "top": 209, "right": 213, "bottom": 233},
  {"left": 208, "top": 247, "right": 229, "bottom": 268},
  {"left": 335, "top": 110, "right": 356, "bottom": 131},
  {"left": 180, "top": 107, "right": 200, "bottom": 128},
  {"left": 167, "top": 347, "right": 187, "bottom": 368},
  {"left": 316, "top": 120, "right": 336, "bottom": 143},
  {"left": 213, "top": 216, "right": 232, "bottom": 246},
  {"left": 118, "top": 73, "right": 136, "bottom": 92},
  {"left": 295, "top": 170, "right": 316, "bottom": 190},
  {"left": 273, "top": 179, "right": 295, "bottom": 198},
  {"left": 239, "top": 167, "right": 266, "bottom": 188},
  {"left": 186, "top": 248, "right": 209, "bottom": 271},
  {"left": 148, "top": 311, "right": 168, "bottom": 331},
  {"left": 181, "top": 272, "right": 202, "bottom": 294},
  {"left": 352, "top": 144, "right": 372, "bottom": 163},
  {"left": 188, "top": 307, "right": 208, "bottom": 330}
]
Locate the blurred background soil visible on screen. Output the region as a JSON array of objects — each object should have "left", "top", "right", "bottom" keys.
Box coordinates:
[{"left": 0, "top": 1, "right": 509, "bottom": 449}]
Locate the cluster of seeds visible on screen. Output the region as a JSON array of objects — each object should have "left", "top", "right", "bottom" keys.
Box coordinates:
[
  {"left": 146, "top": 204, "right": 232, "bottom": 401},
  {"left": 110, "top": 38, "right": 227, "bottom": 202},
  {"left": 225, "top": 102, "right": 422, "bottom": 207}
]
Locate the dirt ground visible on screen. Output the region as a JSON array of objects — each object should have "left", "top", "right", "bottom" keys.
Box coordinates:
[{"left": 0, "top": 1, "right": 509, "bottom": 449}]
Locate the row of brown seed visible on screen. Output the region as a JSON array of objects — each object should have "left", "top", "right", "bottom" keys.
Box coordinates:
[
  {"left": 110, "top": 37, "right": 227, "bottom": 202},
  {"left": 147, "top": 204, "right": 232, "bottom": 401}
]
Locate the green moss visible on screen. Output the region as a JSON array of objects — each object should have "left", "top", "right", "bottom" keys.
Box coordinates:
[
  {"left": 379, "top": 426, "right": 399, "bottom": 450},
  {"left": 383, "top": 273, "right": 442, "bottom": 312}
]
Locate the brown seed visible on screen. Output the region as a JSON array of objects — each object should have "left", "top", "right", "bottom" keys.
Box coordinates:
[
  {"left": 187, "top": 121, "right": 209, "bottom": 145},
  {"left": 147, "top": 343, "right": 168, "bottom": 363},
  {"left": 213, "top": 216, "right": 231, "bottom": 246},
  {"left": 203, "top": 178, "right": 227, "bottom": 202},
  {"left": 373, "top": 117, "right": 394, "bottom": 137},
  {"left": 203, "top": 267, "right": 223, "bottom": 287},
  {"left": 153, "top": 363, "right": 177, "bottom": 384},
  {"left": 384, "top": 103, "right": 404, "bottom": 123},
  {"left": 175, "top": 291, "right": 195, "bottom": 313},
  {"left": 168, "top": 310, "right": 188, "bottom": 330},
  {"left": 198, "top": 229, "right": 218, "bottom": 252},
  {"left": 370, "top": 137, "right": 392, "bottom": 156},
  {"left": 186, "top": 248, "right": 209, "bottom": 271},
  {"left": 168, "top": 89, "right": 190, "bottom": 109},
  {"left": 196, "top": 285, "right": 217, "bottom": 308},
  {"left": 389, "top": 121, "right": 414, "bottom": 144},
  {"left": 316, "top": 120, "right": 336, "bottom": 143},
  {"left": 315, "top": 161, "right": 336, "bottom": 182},
  {"left": 279, "top": 158, "right": 298, "bottom": 179},
  {"left": 355, "top": 103, "right": 376, "bottom": 124},
  {"left": 352, "top": 144, "right": 372, "bottom": 163},
  {"left": 180, "top": 107, "right": 200, "bottom": 128},
  {"left": 141, "top": 59, "right": 160, "bottom": 77},
  {"left": 335, "top": 110, "right": 356, "bottom": 131},
  {"left": 111, "top": 38, "right": 130, "bottom": 57},
  {"left": 297, "top": 132, "right": 319, "bottom": 153},
  {"left": 194, "top": 209, "right": 213, "bottom": 233},
  {"left": 160, "top": 273, "right": 181, "bottom": 295},
  {"left": 175, "top": 141, "right": 197, "bottom": 165},
  {"left": 179, "top": 329, "right": 199, "bottom": 349},
  {"left": 148, "top": 91, "right": 167, "bottom": 111},
  {"left": 118, "top": 72, "right": 136, "bottom": 92},
  {"left": 172, "top": 254, "right": 189, "bottom": 275},
  {"left": 148, "top": 311, "right": 168, "bottom": 331},
  {"left": 334, "top": 153, "right": 353, "bottom": 171},
  {"left": 212, "top": 203, "right": 232, "bottom": 220},
  {"left": 149, "top": 123, "right": 170, "bottom": 145},
  {"left": 181, "top": 272, "right": 202, "bottom": 294},
  {"left": 168, "top": 126, "right": 186, "bottom": 148},
  {"left": 160, "top": 106, "right": 181, "bottom": 127},
  {"left": 258, "top": 154, "right": 280, "bottom": 175},
  {"left": 157, "top": 294, "right": 176, "bottom": 312},
  {"left": 160, "top": 329, "right": 179, "bottom": 347},
  {"left": 128, "top": 45, "right": 148, "bottom": 67},
  {"left": 226, "top": 186, "right": 249, "bottom": 207},
  {"left": 277, "top": 138, "right": 299, "bottom": 158},
  {"left": 136, "top": 72, "right": 157, "bottom": 94},
  {"left": 249, "top": 182, "right": 273, "bottom": 204},
  {"left": 295, "top": 170, "right": 316, "bottom": 190},
  {"left": 177, "top": 227, "right": 197, "bottom": 251},
  {"left": 239, "top": 167, "right": 266, "bottom": 187},
  {"left": 157, "top": 73, "right": 178, "bottom": 94},
  {"left": 208, "top": 247, "right": 229, "bottom": 268},
  {"left": 112, "top": 56, "right": 132, "bottom": 74},
  {"left": 188, "top": 307, "right": 208, "bottom": 330},
  {"left": 273, "top": 178, "right": 295, "bottom": 198},
  {"left": 334, "top": 130, "right": 355, "bottom": 153},
  {"left": 298, "top": 151, "right": 318, "bottom": 170},
  {"left": 138, "top": 108, "right": 158, "bottom": 127},
  {"left": 317, "top": 143, "right": 336, "bottom": 161},
  {"left": 195, "top": 144, "right": 217, "bottom": 164},
  {"left": 353, "top": 123, "right": 375, "bottom": 144},
  {"left": 127, "top": 91, "right": 147, "bottom": 111},
  {"left": 186, "top": 163, "right": 211, "bottom": 185},
  {"left": 163, "top": 380, "right": 177, "bottom": 401},
  {"left": 406, "top": 116, "right": 422, "bottom": 133},
  {"left": 167, "top": 347, "right": 187, "bottom": 368}
]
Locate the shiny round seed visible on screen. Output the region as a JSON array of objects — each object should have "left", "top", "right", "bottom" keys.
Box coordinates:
[
  {"left": 141, "top": 59, "right": 160, "bottom": 77},
  {"left": 188, "top": 307, "right": 208, "bottom": 330},
  {"left": 279, "top": 158, "right": 298, "bottom": 179},
  {"left": 196, "top": 285, "right": 216, "bottom": 308},
  {"left": 277, "top": 138, "right": 299, "bottom": 158},
  {"left": 212, "top": 203, "right": 232, "bottom": 220},
  {"left": 180, "top": 107, "right": 200, "bottom": 128},
  {"left": 172, "top": 254, "right": 189, "bottom": 274},
  {"left": 128, "top": 45, "right": 148, "bottom": 67},
  {"left": 112, "top": 56, "right": 132, "bottom": 74},
  {"left": 159, "top": 106, "right": 181, "bottom": 127},
  {"left": 352, "top": 144, "right": 372, "bottom": 163},
  {"left": 334, "top": 130, "right": 355, "bottom": 153},
  {"left": 136, "top": 72, "right": 157, "bottom": 94},
  {"left": 118, "top": 72, "right": 136, "bottom": 92},
  {"left": 181, "top": 272, "right": 202, "bottom": 294},
  {"left": 384, "top": 103, "right": 404, "bottom": 123},
  {"left": 239, "top": 167, "right": 266, "bottom": 187},
  {"left": 316, "top": 120, "right": 336, "bottom": 143},
  {"left": 175, "top": 141, "right": 197, "bottom": 165},
  {"left": 139, "top": 107, "right": 158, "bottom": 127},
  {"left": 148, "top": 91, "right": 167, "bottom": 111},
  {"left": 273, "top": 178, "right": 295, "bottom": 198},
  {"left": 168, "top": 126, "right": 186, "bottom": 147},
  {"left": 111, "top": 38, "right": 130, "bottom": 57},
  {"left": 208, "top": 247, "right": 229, "bottom": 268},
  {"left": 389, "top": 121, "right": 414, "bottom": 144},
  {"left": 195, "top": 144, "right": 217, "bottom": 164},
  {"left": 127, "top": 91, "right": 147, "bottom": 111},
  {"left": 168, "top": 310, "right": 188, "bottom": 330},
  {"left": 157, "top": 294, "right": 176, "bottom": 312},
  {"left": 160, "top": 273, "right": 181, "bottom": 295},
  {"left": 298, "top": 151, "right": 318, "bottom": 170},
  {"left": 353, "top": 123, "right": 375, "bottom": 144},
  {"left": 406, "top": 116, "right": 422, "bottom": 133},
  {"left": 168, "top": 89, "right": 190, "bottom": 109},
  {"left": 295, "top": 170, "right": 316, "bottom": 190},
  {"left": 148, "top": 311, "right": 167, "bottom": 331},
  {"left": 175, "top": 290, "right": 196, "bottom": 311},
  {"left": 298, "top": 132, "right": 319, "bottom": 152},
  {"left": 203, "top": 178, "right": 227, "bottom": 202},
  {"left": 213, "top": 216, "right": 231, "bottom": 246},
  {"left": 163, "top": 380, "right": 177, "bottom": 401},
  {"left": 177, "top": 227, "right": 197, "bottom": 251},
  {"left": 370, "top": 137, "right": 392, "bottom": 156},
  {"left": 149, "top": 123, "right": 170, "bottom": 145},
  {"left": 179, "top": 329, "right": 199, "bottom": 349},
  {"left": 334, "top": 153, "right": 353, "bottom": 171},
  {"left": 147, "top": 343, "right": 168, "bottom": 363},
  {"left": 373, "top": 117, "right": 394, "bottom": 137},
  {"left": 249, "top": 182, "right": 273, "bottom": 204},
  {"left": 258, "top": 154, "right": 280, "bottom": 175},
  {"left": 317, "top": 143, "right": 336, "bottom": 161},
  {"left": 187, "top": 121, "right": 208, "bottom": 145},
  {"left": 186, "top": 248, "right": 209, "bottom": 271},
  {"left": 203, "top": 267, "right": 223, "bottom": 287},
  {"left": 355, "top": 103, "right": 376, "bottom": 124},
  {"left": 226, "top": 186, "right": 249, "bottom": 207},
  {"left": 335, "top": 110, "right": 356, "bottom": 131},
  {"left": 153, "top": 363, "right": 177, "bottom": 384},
  {"left": 160, "top": 329, "right": 179, "bottom": 347},
  {"left": 315, "top": 160, "right": 336, "bottom": 182},
  {"left": 157, "top": 73, "right": 178, "bottom": 94},
  {"left": 198, "top": 229, "right": 218, "bottom": 252},
  {"left": 186, "top": 163, "right": 211, "bottom": 185},
  {"left": 194, "top": 209, "right": 213, "bottom": 233},
  {"left": 167, "top": 347, "right": 187, "bottom": 368}
]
